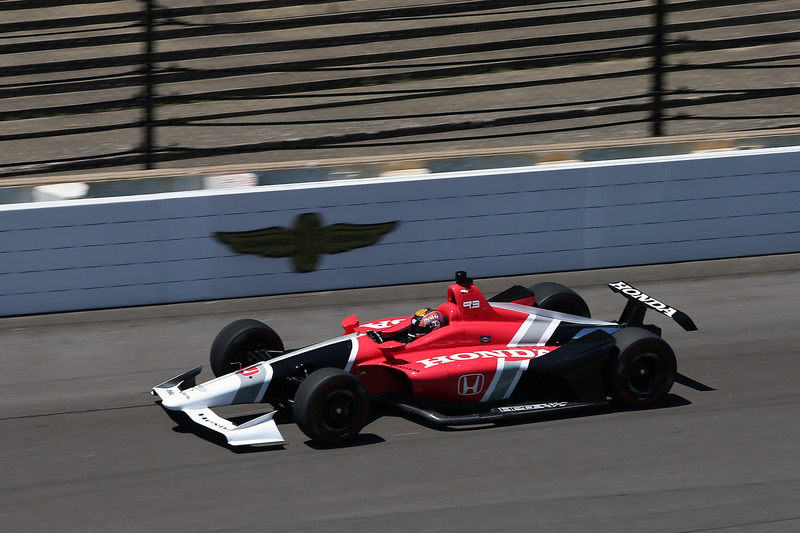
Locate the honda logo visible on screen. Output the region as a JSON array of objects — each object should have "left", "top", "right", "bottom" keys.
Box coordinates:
[{"left": 458, "top": 374, "right": 485, "bottom": 396}]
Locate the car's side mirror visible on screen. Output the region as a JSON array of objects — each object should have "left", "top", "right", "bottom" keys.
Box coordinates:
[{"left": 378, "top": 341, "right": 406, "bottom": 361}]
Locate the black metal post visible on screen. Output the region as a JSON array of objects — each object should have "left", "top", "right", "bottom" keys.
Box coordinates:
[
  {"left": 142, "top": 0, "right": 155, "bottom": 169},
  {"left": 650, "top": 0, "right": 666, "bottom": 136}
]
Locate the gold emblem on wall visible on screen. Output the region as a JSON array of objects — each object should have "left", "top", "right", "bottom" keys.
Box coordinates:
[{"left": 215, "top": 213, "right": 398, "bottom": 273}]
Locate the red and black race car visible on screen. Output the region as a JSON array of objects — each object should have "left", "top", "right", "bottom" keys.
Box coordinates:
[{"left": 152, "top": 272, "right": 696, "bottom": 446}]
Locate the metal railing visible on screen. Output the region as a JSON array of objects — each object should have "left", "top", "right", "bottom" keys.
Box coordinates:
[{"left": 1, "top": 0, "right": 798, "bottom": 177}]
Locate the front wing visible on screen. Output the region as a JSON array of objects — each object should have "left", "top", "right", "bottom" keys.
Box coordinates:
[{"left": 151, "top": 366, "right": 285, "bottom": 446}]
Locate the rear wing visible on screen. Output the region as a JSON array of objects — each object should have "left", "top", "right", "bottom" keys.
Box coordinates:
[{"left": 609, "top": 281, "right": 698, "bottom": 332}]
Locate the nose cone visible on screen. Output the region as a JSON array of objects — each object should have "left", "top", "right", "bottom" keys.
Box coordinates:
[
  {"left": 161, "top": 364, "right": 274, "bottom": 410},
  {"left": 159, "top": 387, "right": 200, "bottom": 410}
]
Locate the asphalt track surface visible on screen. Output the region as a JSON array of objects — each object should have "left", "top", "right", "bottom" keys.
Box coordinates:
[{"left": 2, "top": 254, "right": 799, "bottom": 532}]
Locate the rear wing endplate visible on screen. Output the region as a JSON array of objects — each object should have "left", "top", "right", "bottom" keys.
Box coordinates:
[{"left": 609, "top": 281, "right": 698, "bottom": 331}]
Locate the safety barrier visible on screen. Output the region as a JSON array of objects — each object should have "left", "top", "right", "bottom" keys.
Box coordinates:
[{"left": 1, "top": 144, "right": 797, "bottom": 317}]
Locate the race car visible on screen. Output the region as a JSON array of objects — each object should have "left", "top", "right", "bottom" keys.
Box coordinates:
[{"left": 152, "top": 272, "right": 697, "bottom": 446}]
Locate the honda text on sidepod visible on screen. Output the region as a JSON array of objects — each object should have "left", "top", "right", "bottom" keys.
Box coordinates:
[{"left": 152, "top": 272, "right": 697, "bottom": 446}]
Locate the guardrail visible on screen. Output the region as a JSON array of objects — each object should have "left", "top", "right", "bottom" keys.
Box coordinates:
[{"left": 2, "top": 0, "right": 799, "bottom": 177}]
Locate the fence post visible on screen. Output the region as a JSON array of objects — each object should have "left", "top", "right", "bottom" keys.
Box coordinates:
[
  {"left": 142, "top": 0, "right": 155, "bottom": 169},
  {"left": 650, "top": 0, "right": 666, "bottom": 136}
]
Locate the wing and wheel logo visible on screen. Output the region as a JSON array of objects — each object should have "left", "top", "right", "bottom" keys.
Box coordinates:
[{"left": 215, "top": 213, "right": 398, "bottom": 273}]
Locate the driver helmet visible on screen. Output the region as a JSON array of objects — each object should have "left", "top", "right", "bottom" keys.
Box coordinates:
[{"left": 407, "top": 308, "right": 444, "bottom": 341}]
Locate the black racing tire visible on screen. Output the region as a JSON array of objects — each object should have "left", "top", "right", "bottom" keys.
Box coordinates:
[
  {"left": 606, "top": 328, "right": 677, "bottom": 406},
  {"left": 530, "top": 282, "right": 591, "bottom": 318},
  {"left": 294, "top": 368, "right": 370, "bottom": 445},
  {"left": 209, "top": 319, "right": 284, "bottom": 377}
]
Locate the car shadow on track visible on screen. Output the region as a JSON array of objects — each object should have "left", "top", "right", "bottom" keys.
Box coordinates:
[
  {"left": 303, "top": 433, "right": 386, "bottom": 451},
  {"left": 167, "top": 372, "right": 714, "bottom": 450},
  {"left": 675, "top": 372, "right": 716, "bottom": 391},
  {"left": 167, "top": 396, "right": 690, "bottom": 450}
]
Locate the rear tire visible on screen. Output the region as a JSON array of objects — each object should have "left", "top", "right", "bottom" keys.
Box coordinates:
[
  {"left": 530, "top": 282, "right": 591, "bottom": 318},
  {"left": 209, "top": 319, "right": 284, "bottom": 377},
  {"left": 294, "top": 368, "right": 369, "bottom": 445},
  {"left": 607, "top": 328, "right": 676, "bottom": 406}
]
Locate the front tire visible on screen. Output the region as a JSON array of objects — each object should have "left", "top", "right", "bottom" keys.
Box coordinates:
[
  {"left": 294, "top": 368, "right": 369, "bottom": 445},
  {"left": 606, "top": 328, "right": 676, "bottom": 406},
  {"left": 209, "top": 319, "right": 284, "bottom": 377}
]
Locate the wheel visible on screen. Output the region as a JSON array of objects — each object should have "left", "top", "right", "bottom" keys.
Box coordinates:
[
  {"left": 209, "top": 319, "right": 284, "bottom": 377},
  {"left": 606, "top": 328, "right": 676, "bottom": 406},
  {"left": 530, "top": 282, "right": 591, "bottom": 318},
  {"left": 293, "top": 368, "right": 369, "bottom": 445}
]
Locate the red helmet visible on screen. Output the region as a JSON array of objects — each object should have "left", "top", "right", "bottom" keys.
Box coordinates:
[{"left": 407, "top": 308, "right": 444, "bottom": 341}]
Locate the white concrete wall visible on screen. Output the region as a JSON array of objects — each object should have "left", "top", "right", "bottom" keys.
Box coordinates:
[{"left": 1, "top": 146, "right": 798, "bottom": 316}]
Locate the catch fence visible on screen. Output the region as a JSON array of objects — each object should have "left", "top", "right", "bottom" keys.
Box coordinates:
[{"left": 1, "top": 0, "right": 798, "bottom": 177}]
